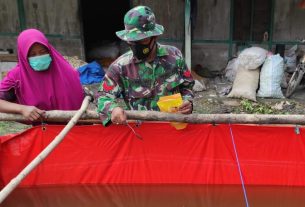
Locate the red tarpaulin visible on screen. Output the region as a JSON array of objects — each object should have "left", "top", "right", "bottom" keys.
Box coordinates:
[{"left": 0, "top": 123, "right": 305, "bottom": 187}]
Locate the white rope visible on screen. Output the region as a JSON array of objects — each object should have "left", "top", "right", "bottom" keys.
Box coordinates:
[{"left": 229, "top": 123, "right": 250, "bottom": 207}]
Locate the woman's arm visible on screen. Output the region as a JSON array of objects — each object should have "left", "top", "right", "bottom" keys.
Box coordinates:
[{"left": 0, "top": 99, "right": 45, "bottom": 121}]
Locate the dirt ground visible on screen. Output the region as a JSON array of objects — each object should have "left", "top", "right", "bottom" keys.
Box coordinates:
[
  {"left": 193, "top": 76, "right": 305, "bottom": 115},
  {"left": 1, "top": 76, "right": 305, "bottom": 136}
]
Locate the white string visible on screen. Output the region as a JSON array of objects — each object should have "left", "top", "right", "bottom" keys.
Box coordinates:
[{"left": 229, "top": 123, "right": 250, "bottom": 207}]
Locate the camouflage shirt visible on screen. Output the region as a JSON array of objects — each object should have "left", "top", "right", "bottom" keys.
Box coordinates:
[{"left": 97, "top": 43, "right": 194, "bottom": 126}]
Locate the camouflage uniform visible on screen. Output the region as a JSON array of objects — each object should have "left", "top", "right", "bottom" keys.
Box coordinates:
[{"left": 97, "top": 6, "right": 194, "bottom": 125}]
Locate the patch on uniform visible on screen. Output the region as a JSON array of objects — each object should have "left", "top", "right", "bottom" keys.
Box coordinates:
[
  {"left": 184, "top": 70, "right": 191, "bottom": 77},
  {"left": 103, "top": 81, "right": 115, "bottom": 91}
]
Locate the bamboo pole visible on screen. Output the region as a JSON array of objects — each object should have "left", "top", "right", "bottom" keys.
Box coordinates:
[
  {"left": 0, "top": 96, "right": 92, "bottom": 204},
  {"left": 1, "top": 110, "right": 305, "bottom": 125}
]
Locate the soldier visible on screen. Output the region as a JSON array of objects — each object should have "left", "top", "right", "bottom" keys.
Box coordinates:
[{"left": 97, "top": 5, "right": 194, "bottom": 125}]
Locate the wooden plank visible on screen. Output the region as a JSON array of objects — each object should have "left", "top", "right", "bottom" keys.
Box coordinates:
[
  {"left": 0, "top": 54, "right": 17, "bottom": 62},
  {"left": 0, "top": 0, "right": 20, "bottom": 33},
  {"left": 2, "top": 110, "right": 305, "bottom": 125},
  {"left": 273, "top": 0, "right": 305, "bottom": 41},
  {"left": 23, "top": 0, "right": 81, "bottom": 36},
  {"left": 194, "top": 0, "right": 231, "bottom": 40},
  {"left": 132, "top": 0, "right": 184, "bottom": 40},
  {"left": 185, "top": 0, "right": 191, "bottom": 69}
]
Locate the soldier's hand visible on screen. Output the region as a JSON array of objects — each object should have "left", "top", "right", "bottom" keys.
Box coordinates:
[
  {"left": 111, "top": 107, "right": 127, "bottom": 125},
  {"left": 20, "top": 105, "right": 45, "bottom": 121},
  {"left": 178, "top": 100, "right": 193, "bottom": 114}
]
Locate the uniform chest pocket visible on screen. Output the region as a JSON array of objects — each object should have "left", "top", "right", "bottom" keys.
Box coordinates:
[{"left": 125, "top": 78, "right": 154, "bottom": 99}]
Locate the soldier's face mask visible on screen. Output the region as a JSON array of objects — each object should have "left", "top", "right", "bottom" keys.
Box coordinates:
[{"left": 128, "top": 37, "right": 156, "bottom": 60}]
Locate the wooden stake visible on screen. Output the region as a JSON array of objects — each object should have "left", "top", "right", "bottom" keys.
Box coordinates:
[{"left": 0, "top": 96, "right": 92, "bottom": 204}]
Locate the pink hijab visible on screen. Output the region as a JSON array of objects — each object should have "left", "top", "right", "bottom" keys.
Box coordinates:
[{"left": 0, "top": 29, "right": 84, "bottom": 110}]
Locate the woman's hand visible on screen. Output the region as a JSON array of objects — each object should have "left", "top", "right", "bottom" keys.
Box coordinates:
[
  {"left": 178, "top": 100, "right": 193, "bottom": 114},
  {"left": 20, "top": 105, "right": 45, "bottom": 121},
  {"left": 111, "top": 107, "right": 127, "bottom": 125}
]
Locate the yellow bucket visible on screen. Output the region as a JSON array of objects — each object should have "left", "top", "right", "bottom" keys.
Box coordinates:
[{"left": 157, "top": 93, "right": 188, "bottom": 130}]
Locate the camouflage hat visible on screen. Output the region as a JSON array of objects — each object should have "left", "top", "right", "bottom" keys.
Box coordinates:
[{"left": 116, "top": 6, "right": 164, "bottom": 42}]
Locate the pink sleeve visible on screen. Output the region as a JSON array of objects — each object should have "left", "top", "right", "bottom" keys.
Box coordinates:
[
  {"left": 0, "top": 68, "right": 19, "bottom": 92},
  {"left": 0, "top": 68, "right": 19, "bottom": 101},
  {"left": 0, "top": 90, "right": 16, "bottom": 101}
]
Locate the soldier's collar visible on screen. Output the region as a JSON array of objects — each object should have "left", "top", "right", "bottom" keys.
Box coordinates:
[{"left": 156, "top": 43, "right": 169, "bottom": 57}]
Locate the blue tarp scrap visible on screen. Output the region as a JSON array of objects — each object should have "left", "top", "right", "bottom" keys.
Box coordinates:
[{"left": 78, "top": 61, "right": 105, "bottom": 85}]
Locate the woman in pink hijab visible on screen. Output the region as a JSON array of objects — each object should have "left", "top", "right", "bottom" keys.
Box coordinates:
[{"left": 0, "top": 29, "right": 84, "bottom": 121}]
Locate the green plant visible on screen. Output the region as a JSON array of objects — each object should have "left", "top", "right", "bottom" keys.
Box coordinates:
[
  {"left": 0, "top": 121, "right": 30, "bottom": 136},
  {"left": 240, "top": 99, "right": 274, "bottom": 114}
]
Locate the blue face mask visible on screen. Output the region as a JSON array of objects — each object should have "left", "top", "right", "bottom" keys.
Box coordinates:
[{"left": 28, "top": 54, "right": 52, "bottom": 71}]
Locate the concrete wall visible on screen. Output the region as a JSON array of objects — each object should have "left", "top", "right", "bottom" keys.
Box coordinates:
[
  {"left": 0, "top": 0, "right": 19, "bottom": 53},
  {"left": 193, "top": 0, "right": 230, "bottom": 40},
  {"left": 131, "top": 0, "right": 230, "bottom": 71},
  {"left": 0, "top": 0, "right": 84, "bottom": 58},
  {"left": 24, "top": 0, "right": 81, "bottom": 35},
  {"left": 0, "top": 0, "right": 20, "bottom": 33},
  {"left": 193, "top": 0, "right": 230, "bottom": 71},
  {"left": 1, "top": 0, "right": 305, "bottom": 73},
  {"left": 131, "top": 0, "right": 305, "bottom": 72},
  {"left": 273, "top": 0, "right": 305, "bottom": 41},
  {"left": 132, "top": 0, "right": 185, "bottom": 40}
]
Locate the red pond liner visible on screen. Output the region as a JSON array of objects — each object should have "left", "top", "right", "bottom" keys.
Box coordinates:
[{"left": 0, "top": 123, "right": 304, "bottom": 187}]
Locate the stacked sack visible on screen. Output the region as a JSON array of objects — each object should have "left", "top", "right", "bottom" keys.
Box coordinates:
[
  {"left": 227, "top": 46, "right": 285, "bottom": 101},
  {"left": 227, "top": 47, "right": 267, "bottom": 101},
  {"left": 257, "top": 54, "right": 285, "bottom": 98}
]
